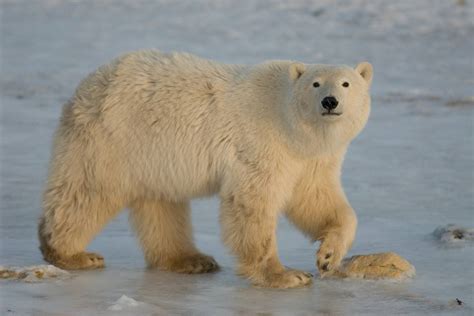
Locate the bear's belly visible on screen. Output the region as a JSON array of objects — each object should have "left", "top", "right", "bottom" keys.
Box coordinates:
[{"left": 130, "top": 151, "right": 223, "bottom": 201}]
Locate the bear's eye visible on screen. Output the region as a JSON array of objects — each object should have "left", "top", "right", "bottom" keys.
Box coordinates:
[
  {"left": 313, "top": 82, "right": 320, "bottom": 88},
  {"left": 342, "top": 82, "right": 350, "bottom": 87}
]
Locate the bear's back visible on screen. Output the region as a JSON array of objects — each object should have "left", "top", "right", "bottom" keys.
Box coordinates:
[
  {"left": 94, "top": 52, "right": 244, "bottom": 197},
  {"left": 67, "top": 50, "right": 242, "bottom": 125}
]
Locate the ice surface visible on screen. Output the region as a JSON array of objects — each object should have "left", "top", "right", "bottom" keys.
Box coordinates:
[{"left": 1, "top": 0, "right": 473, "bottom": 315}]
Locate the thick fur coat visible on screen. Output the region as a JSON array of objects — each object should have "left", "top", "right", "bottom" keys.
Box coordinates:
[{"left": 39, "top": 50, "right": 373, "bottom": 288}]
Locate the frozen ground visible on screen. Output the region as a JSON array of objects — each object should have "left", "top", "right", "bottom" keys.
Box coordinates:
[{"left": 1, "top": 0, "right": 473, "bottom": 315}]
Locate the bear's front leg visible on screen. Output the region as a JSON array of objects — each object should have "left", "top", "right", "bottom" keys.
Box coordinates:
[
  {"left": 220, "top": 180, "right": 312, "bottom": 289},
  {"left": 286, "top": 160, "right": 357, "bottom": 276},
  {"left": 315, "top": 207, "right": 357, "bottom": 276},
  {"left": 287, "top": 199, "right": 357, "bottom": 276}
]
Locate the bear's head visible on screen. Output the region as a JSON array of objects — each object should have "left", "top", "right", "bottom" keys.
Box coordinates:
[{"left": 284, "top": 62, "right": 373, "bottom": 156}]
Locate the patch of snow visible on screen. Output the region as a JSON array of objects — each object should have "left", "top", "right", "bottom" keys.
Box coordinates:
[
  {"left": 0, "top": 265, "right": 70, "bottom": 282},
  {"left": 107, "top": 295, "right": 141, "bottom": 311},
  {"left": 107, "top": 295, "right": 163, "bottom": 315}
]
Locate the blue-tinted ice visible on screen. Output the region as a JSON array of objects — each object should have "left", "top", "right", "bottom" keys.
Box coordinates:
[{"left": 1, "top": 1, "right": 473, "bottom": 315}]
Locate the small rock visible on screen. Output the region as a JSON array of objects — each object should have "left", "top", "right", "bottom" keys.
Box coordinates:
[
  {"left": 433, "top": 224, "right": 474, "bottom": 243},
  {"left": 445, "top": 97, "right": 474, "bottom": 107},
  {"left": 312, "top": 8, "right": 325, "bottom": 17},
  {"left": 327, "top": 252, "right": 415, "bottom": 280},
  {"left": 448, "top": 298, "right": 465, "bottom": 308}
]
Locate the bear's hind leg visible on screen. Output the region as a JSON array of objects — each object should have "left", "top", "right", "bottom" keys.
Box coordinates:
[
  {"left": 39, "top": 189, "right": 124, "bottom": 270},
  {"left": 130, "top": 199, "right": 219, "bottom": 274}
]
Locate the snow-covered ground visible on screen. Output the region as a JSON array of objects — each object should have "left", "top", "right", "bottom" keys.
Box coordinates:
[{"left": 1, "top": 0, "right": 473, "bottom": 315}]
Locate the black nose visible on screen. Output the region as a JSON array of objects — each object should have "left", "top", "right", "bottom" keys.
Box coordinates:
[{"left": 321, "top": 96, "right": 339, "bottom": 110}]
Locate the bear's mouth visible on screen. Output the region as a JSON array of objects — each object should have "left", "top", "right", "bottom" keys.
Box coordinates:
[{"left": 322, "top": 111, "right": 342, "bottom": 116}]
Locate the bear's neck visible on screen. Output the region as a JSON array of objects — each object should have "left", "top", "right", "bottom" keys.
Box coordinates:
[
  {"left": 279, "top": 114, "right": 351, "bottom": 159},
  {"left": 231, "top": 63, "right": 350, "bottom": 160}
]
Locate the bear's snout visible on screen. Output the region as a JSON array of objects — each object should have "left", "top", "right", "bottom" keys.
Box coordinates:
[{"left": 321, "top": 96, "right": 339, "bottom": 111}]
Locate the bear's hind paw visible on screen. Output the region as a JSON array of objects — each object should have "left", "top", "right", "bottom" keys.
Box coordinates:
[
  {"left": 254, "top": 269, "right": 313, "bottom": 289},
  {"left": 164, "top": 253, "right": 219, "bottom": 274},
  {"left": 52, "top": 252, "right": 105, "bottom": 270}
]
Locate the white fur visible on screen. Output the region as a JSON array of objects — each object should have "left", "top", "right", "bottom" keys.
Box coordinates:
[{"left": 39, "top": 50, "right": 373, "bottom": 288}]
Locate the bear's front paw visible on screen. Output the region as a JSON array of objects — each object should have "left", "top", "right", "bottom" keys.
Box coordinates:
[
  {"left": 164, "top": 253, "right": 219, "bottom": 274},
  {"left": 254, "top": 269, "right": 313, "bottom": 289},
  {"left": 317, "top": 236, "right": 345, "bottom": 276}
]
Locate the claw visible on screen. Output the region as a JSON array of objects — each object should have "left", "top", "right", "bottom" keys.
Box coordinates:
[{"left": 321, "top": 263, "right": 329, "bottom": 271}]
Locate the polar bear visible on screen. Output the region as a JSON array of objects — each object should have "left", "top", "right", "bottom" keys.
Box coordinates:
[{"left": 38, "top": 50, "right": 372, "bottom": 288}]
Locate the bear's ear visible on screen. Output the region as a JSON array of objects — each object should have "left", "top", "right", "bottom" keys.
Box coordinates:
[
  {"left": 289, "top": 62, "right": 306, "bottom": 81},
  {"left": 355, "top": 62, "right": 373, "bottom": 86}
]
